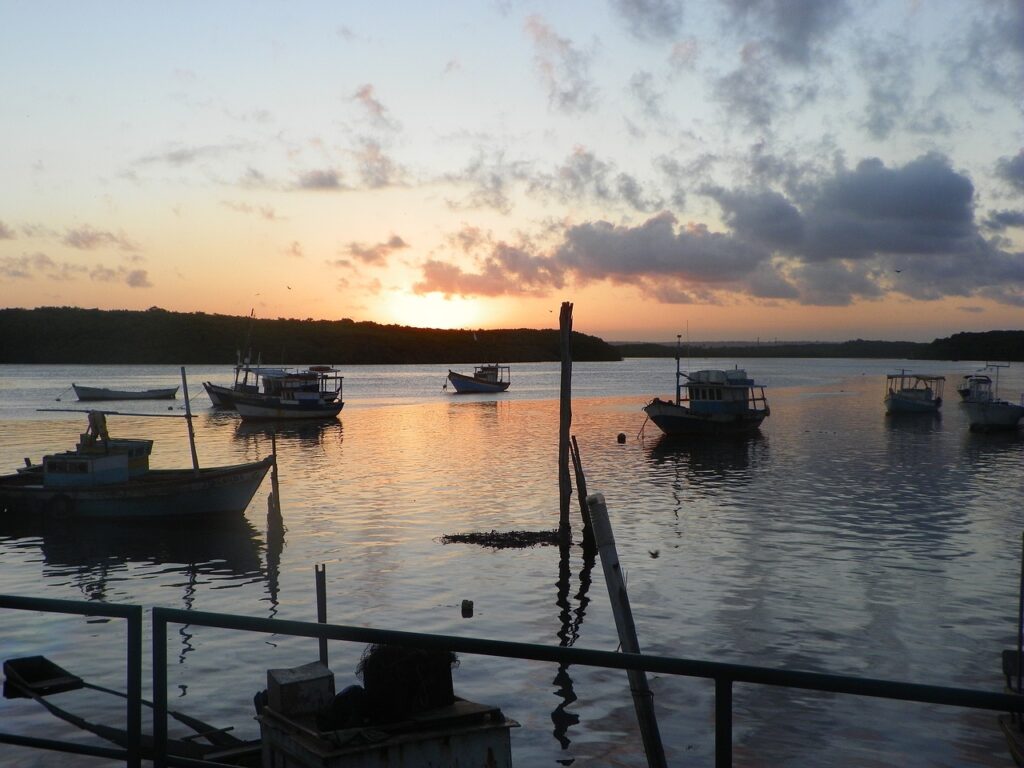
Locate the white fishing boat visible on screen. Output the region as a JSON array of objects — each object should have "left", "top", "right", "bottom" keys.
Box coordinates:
[
  {"left": 957, "top": 373, "right": 992, "bottom": 401},
  {"left": 884, "top": 371, "right": 944, "bottom": 414},
  {"left": 0, "top": 412, "right": 272, "bottom": 519},
  {"left": 642, "top": 342, "right": 769, "bottom": 436},
  {"left": 962, "top": 365, "right": 1024, "bottom": 431},
  {"left": 446, "top": 364, "right": 511, "bottom": 394},
  {"left": 232, "top": 366, "right": 344, "bottom": 420}
]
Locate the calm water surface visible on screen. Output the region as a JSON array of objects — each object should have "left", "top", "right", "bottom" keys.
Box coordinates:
[{"left": 2, "top": 358, "right": 1024, "bottom": 766}]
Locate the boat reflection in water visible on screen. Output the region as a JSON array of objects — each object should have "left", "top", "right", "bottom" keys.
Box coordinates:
[
  {"left": 233, "top": 417, "right": 343, "bottom": 448},
  {"left": 644, "top": 433, "right": 765, "bottom": 486},
  {"left": 0, "top": 514, "right": 265, "bottom": 587}
]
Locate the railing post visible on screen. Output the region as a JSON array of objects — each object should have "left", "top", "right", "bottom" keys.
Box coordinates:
[
  {"left": 716, "top": 677, "right": 732, "bottom": 768},
  {"left": 152, "top": 607, "right": 168, "bottom": 768},
  {"left": 316, "top": 563, "right": 328, "bottom": 667},
  {"left": 125, "top": 604, "right": 143, "bottom": 768}
]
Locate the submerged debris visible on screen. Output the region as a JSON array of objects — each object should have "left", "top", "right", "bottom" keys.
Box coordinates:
[{"left": 440, "top": 529, "right": 561, "bottom": 549}]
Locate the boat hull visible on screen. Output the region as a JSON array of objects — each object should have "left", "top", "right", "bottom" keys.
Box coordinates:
[
  {"left": 884, "top": 394, "right": 941, "bottom": 414},
  {"left": 0, "top": 457, "right": 273, "bottom": 519},
  {"left": 73, "top": 384, "right": 179, "bottom": 401},
  {"left": 447, "top": 371, "right": 511, "bottom": 394},
  {"left": 233, "top": 395, "right": 344, "bottom": 420},
  {"left": 963, "top": 400, "right": 1024, "bottom": 431},
  {"left": 202, "top": 381, "right": 257, "bottom": 408},
  {"left": 643, "top": 399, "right": 766, "bottom": 436}
]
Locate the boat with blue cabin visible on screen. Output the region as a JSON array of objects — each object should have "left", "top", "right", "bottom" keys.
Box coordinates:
[
  {"left": 884, "top": 370, "right": 944, "bottom": 414},
  {"left": 232, "top": 366, "right": 344, "bottom": 420},
  {"left": 0, "top": 412, "right": 272, "bottom": 519},
  {"left": 643, "top": 352, "right": 770, "bottom": 436},
  {"left": 446, "top": 364, "right": 511, "bottom": 394}
]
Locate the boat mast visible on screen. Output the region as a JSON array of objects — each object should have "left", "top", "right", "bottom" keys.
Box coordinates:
[{"left": 675, "top": 333, "right": 682, "bottom": 406}]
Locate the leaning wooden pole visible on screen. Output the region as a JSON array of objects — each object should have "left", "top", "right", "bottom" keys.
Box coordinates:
[
  {"left": 588, "top": 492, "right": 667, "bottom": 768},
  {"left": 558, "top": 302, "right": 573, "bottom": 543},
  {"left": 179, "top": 366, "right": 200, "bottom": 473}
]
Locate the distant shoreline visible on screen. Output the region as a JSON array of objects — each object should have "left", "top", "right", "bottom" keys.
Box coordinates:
[{"left": 1, "top": 307, "right": 1021, "bottom": 364}]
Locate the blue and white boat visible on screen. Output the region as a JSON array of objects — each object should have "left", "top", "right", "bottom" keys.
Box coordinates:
[
  {"left": 232, "top": 366, "right": 344, "bottom": 420},
  {"left": 884, "top": 370, "right": 944, "bottom": 414},
  {"left": 0, "top": 412, "right": 272, "bottom": 519},
  {"left": 446, "top": 364, "right": 511, "bottom": 394},
  {"left": 643, "top": 354, "right": 770, "bottom": 436}
]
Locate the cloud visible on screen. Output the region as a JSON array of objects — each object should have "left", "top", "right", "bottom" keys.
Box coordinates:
[
  {"left": 713, "top": 44, "right": 783, "bottom": 130},
  {"left": 125, "top": 269, "right": 151, "bottom": 288},
  {"left": 856, "top": 36, "right": 914, "bottom": 140},
  {"left": 951, "top": 2, "right": 1024, "bottom": 100},
  {"left": 444, "top": 150, "right": 531, "bottom": 214},
  {"left": 352, "top": 138, "right": 404, "bottom": 188},
  {"left": 610, "top": 0, "right": 684, "bottom": 41},
  {"left": 342, "top": 235, "right": 409, "bottom": 266},
  {"left": 668, "top": 39, "right": 700, "bottom": 72},
  {"left": 136, "top": 143, "right": 243, "bottom": 167},
  {"left": 723, "top": 0, "right": 850, "bottom": 67},
  {"left": 0, "top": 220, "right": 15, "bottom": 239},
  {"left": 529, "top": 146, "right": 663, "bottom": 212},
  {"left": 352, "top": 84, "right": 400, "bottom": 131},
  {"left": 800, "top": 153, "right": 977, "bottom": 261},
  {"left": 525, "top": 16, "right": 597, "bottom": 113},
  {"left": 983, "top": 209, "right": 1024, "bottom": 231},
  {"left": 996, "top": 150, "right": 1024, "bottom": 193},
  {"left": 414, "top": 234, "right": 565, "bottom": 297},
  {"left": 62, "top": 225, "right": 139, "bottom": 251},
  {"left": 221, "top": 201, "right": 282, "bottom": 220},
  {"left": 628, "top": 71, "right": 665, "bottom": 121},
  {"left": 414, "top": 151, "right": 1024, "bottom": 309},
  {"left": 703, "top": 186, "right": 804, "bottom": 248},
  {"left": 285, "top": 241, "right": 304, "bottom": 258},
  {"left": 295, "top": 169, "right": 343, "bottom": 190}
]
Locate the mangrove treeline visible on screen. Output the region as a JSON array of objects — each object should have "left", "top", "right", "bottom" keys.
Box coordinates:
[
  {"left": 0, "top": 307, "right": 623, "bottom": 364},
  {"left": 615, "top": 331, "right": 1024, "bottom": 362}
]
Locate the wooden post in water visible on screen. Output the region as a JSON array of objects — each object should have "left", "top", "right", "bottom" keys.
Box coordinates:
[
  {"left": 569, "top": 435, "right": 595, "bottom": 551},
  {"left": 179, "top": 367, "right": 200, "bottom": 473},
  {"left": 269, "top": 431, "right": 281, "bottom": 514},
  {"left": 315, "top": 564, "right": 328, "bottom": 667},
  {"left": 588, "top": 492, "right": 667, "bottom": 768},
  {"left": 558, "top": 302, "right": 573, "bottom": 543}
]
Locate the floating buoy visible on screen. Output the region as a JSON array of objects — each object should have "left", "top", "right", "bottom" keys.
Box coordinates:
[
  {"left": 461, "top": 599, "right": 474, "bottom": 618},
  {"left": 617, "top": 433, "right": 626, "bottom": 444}
]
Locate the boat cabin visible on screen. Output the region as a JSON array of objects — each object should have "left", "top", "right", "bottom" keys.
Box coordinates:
[
  {"left": 885, "top": 372, "right": 945, "bottom": 402},
  {"left": 473, "top": 365, "right": 510, "bottom": 385},
  {"left": 679, "top": 369, "right": 769, "bottom": 415},
  {"left": 259, "top": 367, "right": 344, "bottom": 402},
  {"left": 42, "top": 438, "right": 153, "bottom": 488}
]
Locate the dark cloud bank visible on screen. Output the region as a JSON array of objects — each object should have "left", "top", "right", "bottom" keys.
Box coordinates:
[{"left": 416, "top": 152, "right": 1024, "bottom": 308}]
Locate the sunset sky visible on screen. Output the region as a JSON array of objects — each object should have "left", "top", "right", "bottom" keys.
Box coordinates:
[{"left": 1, "top": 1, "right": 1022, "bottom": 341}]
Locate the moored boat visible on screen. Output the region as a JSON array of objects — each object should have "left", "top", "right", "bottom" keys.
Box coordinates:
[
  {"left": 203, "top": 364, "right": 286, "bottom": 408},
  {"left": 957, "top": 373, "right": 992, "bottom": 401},
  {"left": 884, "top": 371, "right": 944, "bottom": 414},
  {"left": 446, "top": 364, "right": 511, "bottom": 394},
  {"left": 962, "top": 366, "right": 1024, "bottom": 431},
  {"left": 0, "top": 411, "right": 272, "bottom": 519},
  {"left": 72, "top": 384, "right": 178, "bottom": 401},
  {"left": 642, "top": 347, "right": 769, "bottom": 436},
  {"left": 232, "top": 366, "right": 344, "bottom": 420}
]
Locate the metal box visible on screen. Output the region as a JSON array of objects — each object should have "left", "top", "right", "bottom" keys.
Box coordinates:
[
  {"left": 267, "top": 661, "right": 336, "bottom": 717},
  {"left": 259, "top": 698, "right": 516, "bottom": 767}
]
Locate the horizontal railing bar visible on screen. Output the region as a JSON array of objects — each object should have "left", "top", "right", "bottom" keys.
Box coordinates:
[
  {"left": 0, "top": 594, "right": 139, "bottom": 620},
  {"left": 0, "top": 730, "right": 127, "bottom": 760},
  {"left": 154, "top": 607, "right": 1024, "bottom": 713}
]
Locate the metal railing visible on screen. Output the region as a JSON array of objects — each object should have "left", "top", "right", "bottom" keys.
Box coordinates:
[
  {"left": 0, "top": 594, "right": 142, "bottom": 767},
  {"left": 4, "top": 594, "right": 1024, "bottom": 767},
  {"left": 151, "top": 606, "right": 1024, "bottom": 768}
]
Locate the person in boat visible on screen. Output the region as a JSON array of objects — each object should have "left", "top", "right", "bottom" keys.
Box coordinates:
[{"left": 82, "top": 410, "right": 110, "bottom": 449}]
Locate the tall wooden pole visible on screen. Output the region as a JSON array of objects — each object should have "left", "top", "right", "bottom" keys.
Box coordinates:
[
  {"left": 558, "top": 302, "right": 573, "bottom": 543},
  {"left": 588, "top": 492, "right": 667, "bottom": 768}
]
